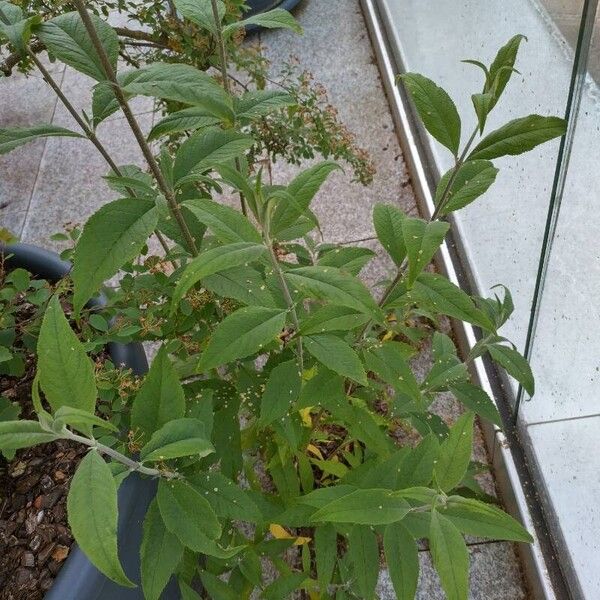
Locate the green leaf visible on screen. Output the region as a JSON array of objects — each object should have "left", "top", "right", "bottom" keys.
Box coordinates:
[
  {"left": 37, "top": 295, "right": 97, "bottom": 413},
  {"left": 347, "top": 525, "right": 379, "bottom": 600},
  {"left": 396, "top": 434, "right": 439, "bottom": 488},
  {"left": 91, "top": 70, "right": 141, "bottom": 125},
  {"left": 429, "top": 511, "right": 469, "bottom": 600},
  {"left": 0, "top": 124, "right": 82, "bottom": 155},
  {"left": 157, "top": 480, "right": 221, "bottom": 544},
  {"left": 173, "top": 129, "right": 254, "bottom": 184},
  {"left": 171, "top": 242, "right": 267, "bottom": 312},
  {"left": 373, "top": 203, "right": 407, "bottom": 266},
  {"left": 121, "top": 63, "right": 232, "bottom": 120},
  {"left": 188, "top": 472, "right": 263, "bottom": 523},
  {"left": 304, "top": 334, "right": 367, "bottom": 386},
  {"left": 443, "top": 496, "right": 533, "bottom": 542},
  {"left": 224, "top": 8, "right": 302, "bottom": 37},
  {"left": 312, "top": 488, "right": 410, "bottom": 525},
  {"left": 410, "top": 273, "right": 494, "bottom": 331},
  {"left": 434, "top": 412, "right": 474, "bottom": 492},
  {"left": 317, "top": 246, "right": 376, "bottom": 275},
  {"left": 471, "top": 92, "right": 494, "bottom": 134},
  {"left": 197, "top": 306, "right": 286, "bottom": 372},
  {"left": 71, "top": 198, "right": 158, "bottom": 314},
  {"left": 487, "top": 35, "right": 527, "bottom": 108},
  {"left": 174, "top": 0, "right": 225, "bottom": 34},
  {"left": 315, "top": 524, "right": 337, "bottom": 593},
  {"left": 182, "top": 198, "right": 261, "bottom": 244},
  {"left": 141, "top": 500, "right": 184, "bottom": 600},
  {"left": 140, "top": 418, "right": 213, "bottom": 462},
  {"left": 450, "top": 383, "right": 501, "bottom": 427},
  {"left": 38, "top": 12, "right": 118, "bottom": 81},
  {"left": 0, "top": 420, "right": 58, "bottom": 450},
  {"left": 399, "top": 73, "right": 461, "bottom": 155},
  {"left": 235, "top": 90, "right": 296, "bottom": 119},
  {"left": 259, "top": 360, "right": 302, "bottom": 427},
  {"left": 130, "top": 346, "right": 186, "bottom": 439},
  {"left": 203, "top": 266, "right": 276, "bottom": 308},
  {"left": 468, "top": 115, "right": 566, "bottom": 160},
  {"left": 67, "top": 451, "right": 134, "bottom": 587},
  {"left": 54, "top": 406, "right": 119, "bottom": 433},
  {"left": 0, "top": 397, "right": 20, "bottom": 422},
  {"left": 0, "top": 2, "right": 40, "bottom": 54},
  {"left": 199, "top": 570, "right": 239, "bottom": 600},
  {"left": 299, "top": 305, "right": 369, "bottom": 335},
  {"left": 286, "top": 265, "right": 381, "bottom": 320},
  {"left": 435, "top": 160, "right": 498, "bottom": 215},
  {"left": 148, "top": 107, "right": 220, "bottom": 141},
  {"left": 488, "top": 344, "right": 534, "bottom": 395},
  {"left": 402, "top": 218, "right": 449, "bottom": 286},
  {"left": 383, "top": 522, "right": 419, "bottom": 600},
  {"left": 271, "top": 162, "right": 339, "bottom": 236}
]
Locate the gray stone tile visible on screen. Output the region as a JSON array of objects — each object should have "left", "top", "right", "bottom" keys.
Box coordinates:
[
  {"left": 0, "top": 68, "right": 63, "bottom": 215},
  {"left": 377, "top": 542, "right": 527, "bottom": 599},
  {"left": 21, "top": 112, "right": 152, "bottom": 248},
  {"left": 0, "top": 209, "right": 28, "bottom": 239},
  {"left": 259, "top": 0, "right": 416, "bottom": 242}
]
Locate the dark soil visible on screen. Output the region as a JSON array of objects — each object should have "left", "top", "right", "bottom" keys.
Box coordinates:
[{"left": 0, "top": 318, "right": 88, "bottom": 598}]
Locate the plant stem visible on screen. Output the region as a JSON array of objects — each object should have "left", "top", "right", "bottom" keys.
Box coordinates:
[
  {"left": 62, "top": 428, "right": 181, "bottom": 479},
  {"left": 26, "top": 49, "right": 175, "bottom": 267},
  {"left": 265, "top": 236, "right": 304, "bottom": 371},
  {"left": 72, "top": 0, "right": 199, "bottom": 257}
]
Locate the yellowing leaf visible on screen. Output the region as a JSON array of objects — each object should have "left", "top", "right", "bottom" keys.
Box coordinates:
[
  {"left": 306, "top": 443, "right": 324, "bottom": 460},
  {"left": 269, "top": 524, "right": 311, "bottom": 545}
]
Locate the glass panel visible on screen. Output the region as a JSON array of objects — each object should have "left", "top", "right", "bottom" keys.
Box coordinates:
[{"left": 376, "top": 0, "right": 580, "bottom": 392}]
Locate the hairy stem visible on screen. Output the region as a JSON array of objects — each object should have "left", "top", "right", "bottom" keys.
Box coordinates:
[
  {"left": 265, "top": 237, "right": 304, "bottom": 371},
  {"left": 72, "top": 0, "right": 199, "bottom": 256},
  {"left": 62, "top": 428, "right": 181, "bottom": 479}
]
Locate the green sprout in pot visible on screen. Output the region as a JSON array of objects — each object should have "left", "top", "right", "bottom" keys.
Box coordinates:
[{"left": 0, "top": 2, "right": 565, "bottom": 598}]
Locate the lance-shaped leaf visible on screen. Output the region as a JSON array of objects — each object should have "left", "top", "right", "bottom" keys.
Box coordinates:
[
  {"left": 130, "top": 346, "right": 185, "bottom": 439},
  {"left": 434, "top": 412, "right": 474, "bottom": 492},
  {"left": 71, "top": 198, "right": 158, "bottom": 314},
  {"left": 171, "top": 242, "right": 267, "bottom": 311},
  {"left": 399, "top": 73, "right": 461, "bottom": 155},
  {"left": 259, "top": 360, "right": 302, "bottom": 427},
  {"left": 429, "top": 511, "right": 469, "bottom": 600},
  {"left": 312, "top": 488, "right": 410, "bottom": 525},
  {"left": 402, "top": 217, "right": 449, "bottom": 286},
  {"left": 67, "top": 451, "right": 134, "bottom": 587},
  {"left": 157, "top": 480, "right": 221, "bottom": 547},
  {"left": 53, "top": 406, "right": 119, "bottom": 433},
  {"left": 235, "top": 90, "right": 296, "bottom": 119},
  {"left": 450, "top": 382, "right": 501, "bottom": 427},
  {"left": 174, "top": 0, "right": 225, "bottom": 34},
  {"left": 197, "top": 306, "right": 286, "bottom": 372},
  {"left": 223, "top": 8, "right": 302, "bottom": 37},
  {"left": 410, "top": 273, "right": 494, "bottom": 331},
  {"left": 348, "top": 525, "right": 379, "bottom": 600},
  {"left": 471, "top": 92, "right": 494, "bottom": 133},
  {"left": 140, "top": 418, "right": 213, "bottom": 462},
  {"left": 285, "top": 265, "right": 382, "bottom": 320},
  {"left": 37, "top": 295, "right": 97, "bottom": 413},
  {"left": 396, "top": 434, "right": 439, "bottom": 488},
  {"left": 468, "top": 115, "right": 566, "bottom": 160},
  {"left": 0, "top": 2, "right": 40, "bottom": 55},
  {"left": 373, "top": 203, "right": 407, "bottom": 266},
  {"left": 203, "top": 266, "right": 276, "bottom": 308},
  {"left": 0, "top": 125, "right": 82, "bottom": 155},
  {"left": 488, "top": 343, "right": 534, "bottom": 395},
  {"left": 487, "top": 35, "right": 527, "bottom": 108},
  {"left": 299, "top": 305, "right": 369, "bottom": 335},
  {"left": 0, "top": 420, "right": 58, "bottom": 450},
  {"left": 38, "top": 12, "right": 118, "bottom": 81},
  {"left": 122, "top": 62, "right": 232, "bottom": 120},
  {"left": 317, "top": 246, "right": 376, "bottom": 275},
  {"left": 148, "top": 107, "right": 220, "bottom": 141},
  {"left": 383, "top": 522, "right": 419, "bottom": 600},
  {"left": 435, "top": 160, "right": 498, "bottom": 214},
  {"left": 271, "top": 162, "right": 340, "bottom": 235},
  {"left": 183, "top": 198, "right": 261, "bottom": 244},
  {"left": 140, "top": 500, "right": 184, "bottom": 600},
  {"left": 315, "top": 524, "right": 337, "bottom": 592},
  {"left": 304, "top": 334, "right": 367, "bottom": 386},
  {"left": 173, "top": 129, "right": 254, "bottom": 184},
  {"left": 442, "top": 496, "right": 533, "bottom": 542}
]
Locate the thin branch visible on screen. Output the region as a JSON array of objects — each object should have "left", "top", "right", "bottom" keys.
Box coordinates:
[{"left": 72, "top": 0, "right": 199, "bottom": 256}]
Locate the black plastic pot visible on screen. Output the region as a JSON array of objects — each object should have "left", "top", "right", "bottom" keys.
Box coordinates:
[
  {"left": 244, "top": 0, "right": 303, "bottom": 31},
  {"left": 1, "top": 243, "right": 178, "bottom": 600}
]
